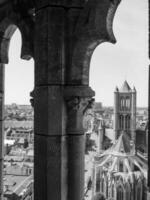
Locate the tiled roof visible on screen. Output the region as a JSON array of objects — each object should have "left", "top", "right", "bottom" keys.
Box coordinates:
[
  {"left": 94, "top": 133, "right": 147, "bottom": 179},
  {"left": 111, "top": 133, "right": 131, "bottom": 155},
  {"left": 4, "top": 121, "right": 33, "bottom": 129}
]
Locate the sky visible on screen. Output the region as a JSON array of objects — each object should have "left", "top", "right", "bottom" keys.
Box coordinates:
[
  {"left": 90, "top": 0, "right": 149, "bottom": 107},
  {"left": 5, "top": 0, "right": 148, "bottom": 107}
]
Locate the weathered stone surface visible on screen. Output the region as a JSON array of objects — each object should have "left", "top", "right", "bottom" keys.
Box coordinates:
[
  {"left": 0, "top": 1, "right": 123, "bottom": 200},
  {"left": 66, "top": 0, "right": 121, "bottom": 85},
  {"left": 64, "top": 86, "right": 95, "bottom": 134},
  {"left": 35, "top": 7, "right": 65, "bottom": 85},
  {"left": 0, "top": 38, "right": 10, "bottom": 64},
  {"left": 0, "top": 3, "right": 34, "bottom": 63},
  {"left": 35, "top": 0, "right": 86, "bottom": 10},
  {"left": 34, "top": 135, "right": 67, "bottom": 200},
  {"left": 67, "top": 135, "right": 85, "bottom": 200},
  {"left": 34, "top": 86, "right": 66, "bottom": 136}
]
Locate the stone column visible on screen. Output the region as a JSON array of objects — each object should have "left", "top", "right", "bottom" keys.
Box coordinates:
[
  {"left": 0, "top": 64, "right": 4, "bottom": 200},
  {"left": 64, "top": 86, "right": 94, "bottom": 200},
  {"left": 34, "top": 4, "right": 68, "bottom": 200}
]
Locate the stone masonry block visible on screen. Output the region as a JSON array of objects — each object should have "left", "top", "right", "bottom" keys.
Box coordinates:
[
  {"left": 35, "top": 7, "right": 65, "bottom": 86},
  {"left": 34, "top": 135, "right": 67, "bottom": 200},
  {"left": 34, "top": 86, "right": 66, "bottom": 136},
  {"left": 35, "top": 0, "right": 85, "bottom": 9},
  {"left": 67, "top": 134, "right": 85, "bottom": 200}
]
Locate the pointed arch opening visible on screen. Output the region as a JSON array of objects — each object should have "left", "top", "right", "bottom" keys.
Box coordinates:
[
  {"left": 86, "top": 0, "right": 148, "bottom": 199},
  {"left": 0, "top": 23, "right": 34, "bottom": 199},
  {"left": 116, "top": 184, "right": 124, "bottom": 200}
]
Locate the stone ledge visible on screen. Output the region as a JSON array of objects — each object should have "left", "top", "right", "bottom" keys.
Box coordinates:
[
  {"left": 64, "top": 86, "right": 95, "bottom": 98},
  {"left": 35, "top": 0, "right": 86, "bottom": 10}
]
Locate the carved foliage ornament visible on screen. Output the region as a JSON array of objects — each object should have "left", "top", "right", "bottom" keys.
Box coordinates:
[{"left": 66, "top": 97, "right": 94, "bottom": 114}]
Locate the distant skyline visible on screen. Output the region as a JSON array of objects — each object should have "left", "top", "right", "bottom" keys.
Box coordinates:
[{"left": 5, "top": 0, "right": 148, "bottom": 107}]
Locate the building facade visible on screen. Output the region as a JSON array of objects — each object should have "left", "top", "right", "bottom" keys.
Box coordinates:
[
  {"left": 114, "top": 81, "right": 136, "bottom": 142},
  {"left": 92, "top": 82, "right": 148, "bottom": 200},
  {"left": 92, "top": 133, "right": 147, "bottom": 200}
]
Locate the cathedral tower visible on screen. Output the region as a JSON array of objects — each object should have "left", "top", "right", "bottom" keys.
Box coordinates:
[
  {"left": 114, "top": 81, "right": 136, "bottom": 142},
  {"left": 97, "top": 118, "right": 104, "bottom": 154}
]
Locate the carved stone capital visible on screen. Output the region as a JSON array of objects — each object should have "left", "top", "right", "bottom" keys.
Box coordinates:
[
  {"left": 64, "top": 86, "right": 95, "bottom": 135},
  {"left": 64, "top": 86, "right": 95, "bottom": 113},
  {"left": 66, "top": 96, "right": 94, "bottom": 114}
]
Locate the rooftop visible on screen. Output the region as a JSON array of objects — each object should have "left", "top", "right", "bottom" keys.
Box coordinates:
[
  {"left": 120, "top": 80, "right": 131, "bottom": 92},
  {"left": 4, "top": 174, "right": 33, "bottom": 196},
  {"left": 94, "top": 133, "right": 147, "bottom": 180},
  {"left": 4, "top": 121, "right": 33, "bottom": 129}
]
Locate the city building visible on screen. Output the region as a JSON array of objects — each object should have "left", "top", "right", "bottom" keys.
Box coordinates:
[
  {"left": 92, "top": 133, "right": 147, "bottom": 200},
  {"left": 92, "top": 81, "right": 148, "bottom": 200},
  {"left": 114, "top": 81, "right": 136, "bottom": 141},
  {"left": 4, "top": 174, "right": 33, "bottom": 200},
  {"left": 0, "top": 1, "right": 148, "bottom": 200}
]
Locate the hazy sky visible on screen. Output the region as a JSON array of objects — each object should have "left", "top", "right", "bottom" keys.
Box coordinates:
[
  {"left": 5, "top": 0, "right": 148, "bottom": 106},
  {"left": 90, "top": 0, "right": 148, "bottom": 107}
]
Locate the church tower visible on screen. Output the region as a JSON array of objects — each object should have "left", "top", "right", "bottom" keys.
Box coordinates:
[{"left": 114, "top": 81, "right": 136, "bottom": 142}]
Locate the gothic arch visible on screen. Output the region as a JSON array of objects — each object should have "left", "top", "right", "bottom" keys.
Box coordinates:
[
  {"left": 68, "top": 0, "right": 121, "bottom": 85},
  {"left": 101, "top": 177, "right": 105, "bottom": 194},
  {"left": 136, "top": 180, "right": 143, "bottom": 200},
  {"left": 0, "top": 19, "right": 34, "bottom": 64},
  {"left": 111, "top": 183, "right": 115, "bottom": 198},
  {"left": 0, "top": 1, "right": 34, "bottom": 64},
  {"left": 116, "top": 184, "right": 125, "bottom": 200},
  {"left": 0, "top": 19, "right": 17, "bottom": 64},
  {"left": 125, "top": 183, "right": 131, "bottom": 200}
]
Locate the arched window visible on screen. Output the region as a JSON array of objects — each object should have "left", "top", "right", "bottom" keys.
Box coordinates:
[
  {"left": 136, "top": 181, "right": 142, "bottom": 200},
  {"left": 127, "top": 115, "right": 129, "bottom": 129},
  {"left": 119, "top": 115, "right": 121, "bottom": 129},
  {"left": 117, "top": 185, "right": 124, "bottom": 200},
  {"left": 119, "top": 160, "right": 124, "bottom": 172},
  {"left": 112, "top": 184, "right": 114, "bottom": 198},
  {"left": 122, "top": 98, "right": 125, "bottom": 111},
  {"left": 126, "top": 97, "right": 130, "bottom": 110},
  {"left": 101, "top": 178, "right": 105, "bottom": 193},
  {"left": 120, "top": 97, "right": 123, "bottom": 110},
  {"left": 96, "top": 170, "right": 100, "bottom": 192},
  {"left": 125, "top": 183, "right": 131, "bottom": 200},
  {"left": 105, "top": 179, "right": 108, "bottom": 198},
  {"left": 125, "top": 115, "right": 128, "bottom": 129},
  {"left": 125, "top": 115, "right": 130, "bottom": 130},
  {"left": 119, "top": 115, "right": 124, "bottom": 130}
]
